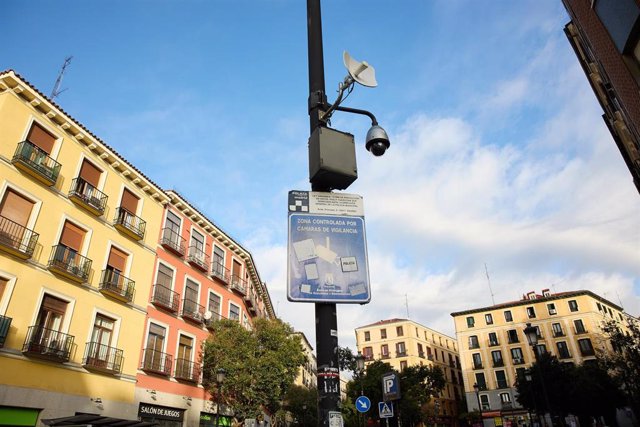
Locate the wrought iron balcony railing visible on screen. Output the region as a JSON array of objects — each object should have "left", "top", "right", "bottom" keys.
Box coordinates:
[
  {"left": 211, "top": 261, "right": 230, "bottom": 284},
  {"left": 68, "top": 178, "right": 108, "bottom": 216},
  {"left": 141, "top": 348, "right": 172, "bottom": 376},
  {"left": 230, "top": 275, "right": 247, "bottom": 295},
  {"left": 181, "top": 299, "right": 205, "bottom": 323},
  {"left": 151, "top": 284, "right": 180, "bottom": 312},
  {"left": 160, "top": 228, "right": 185, "bottom": 256},
  {"left": 396, "top": 351, "right": 407, "bottom": 357},
  {"left": 497, "top": 380, "right": 509, "bottom": 389},
  {"left": 0, "top": 315, "right": 12, "bottom": 347},
  {"left": 205, "top": 312, "right": 221, "bottom": 330},
  {"left": 175, "top": 358, "right": 201, "bottom": 383},
  {"left": 99, "top": 269, "right": 135, "bottom": 303},
  {"left": 12, "top": 141, "right": 61, "bottom": 186},
  {"left": 492, "top": 359, "right": 504, "bottom": 367},
  {"left": 114, "top": 208, "right": 146, "bottom": 240},
  {"left": 48, "top": 245, "right": 92, "bottom": 283},
  {"left": 187, "top": 245, "right": 209, "bottom": 272},
  {"left": 473, "top": 362, "right": 483, "bottom": 370},
  {"left": 22, "top": 325, "right": 74, "bottom": 362},
  {"left": 512, "top": 358, "right": 525, "bottom": 365},
  {"left": 0, "top": 215, "right": 39, "bottom": 259},
  {"left": 83, "top": 341, "right": 123, "bottom": 373}
]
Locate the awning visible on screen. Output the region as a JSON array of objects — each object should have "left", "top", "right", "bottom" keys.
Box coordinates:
[{"left": 42, "top": 414, "right": 158, "bottom": 427}]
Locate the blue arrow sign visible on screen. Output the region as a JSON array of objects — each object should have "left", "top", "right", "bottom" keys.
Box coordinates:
[{"left": 355, "top": 396, "right": 371, "bottom": 413}]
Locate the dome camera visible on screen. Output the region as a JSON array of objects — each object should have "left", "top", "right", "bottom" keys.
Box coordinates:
[{"left": 365, "top": 125, "right": 390, "bottom": 157}]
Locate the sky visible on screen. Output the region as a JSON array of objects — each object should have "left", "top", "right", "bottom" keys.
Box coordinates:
[{"left": 3, "top": 0, "right": 639, "bottom": 352}]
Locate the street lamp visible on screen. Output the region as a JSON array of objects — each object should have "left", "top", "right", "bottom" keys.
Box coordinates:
[
  {"left": 473, "top": 383, "right": 484, "bottom": 427},
  {"left": 215, "top": 368, "right": 226, "bottom": 427},
  {"left": 523, "top": 323, "right": 551, "bottom": 427}
]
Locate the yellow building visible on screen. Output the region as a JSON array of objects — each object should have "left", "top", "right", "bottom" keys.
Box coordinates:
[
  {"left": 0, "top": 70, "right": 170, "bottom": 425},
  {"left": 292, "top": 332, "right": 317, "bottom": 390},
  {"left": 355, "top": 318, "right": 464, "bottom": 426},
  {"left": 451, "top": 289, "right": 627, "bottom": 427}
]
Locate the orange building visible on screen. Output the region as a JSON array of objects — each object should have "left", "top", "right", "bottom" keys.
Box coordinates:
[{"left": 135, "top": 190, "right": 275, "bottom": 427}]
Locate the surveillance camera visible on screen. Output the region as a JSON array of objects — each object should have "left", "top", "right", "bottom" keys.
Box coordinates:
[{"left": 365, "top": 125, "right": 390, "bottom": 157}]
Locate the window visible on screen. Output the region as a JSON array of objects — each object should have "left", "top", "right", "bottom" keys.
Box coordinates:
[
  {"left": 396, "top": 326, "right": 404, "bottom": 337},
  {"left": 468, "top": 335, "right": 479, "bottom": 349},
  {"left": 52, "top": 220, "right": 88, "bottom": 274},
  {"left": 104, "top": 246, "right": 129, "bottom": 294},
  {"left": 363, "top": 346, "right": 373, "bottom": 360},
  {"left": 0, "top": 188, "right": 36, "bottom": 254},
  {"left": 510, "top": 347, "right": 524, "bottom": 364},
  {"left": 547, "top": 303, "right": 557, "bottom": 315},
  {"left": 26, "top": 122, "right": 56, "bottom": 155},
  {"left": 552, "top": 323, "right": 564, "bottom": 337},
  {"left": 176, "top": 334, "right": 194, "bottom": 378},
  {"left": 87, "top": 314, "right": 116, "bottom": 367},
  {"left": 485, "top": 313, "right": 493, "bottom": 325},
  {"left": 467, "top": 316, "right": 475, "bottom": 327},
  {"left": 495, "top": 370, "right": 508, "bottom": 388},
  {"left": 480, "top": 394, "right": 490, "bottom": 411},
  {"left": 232, "top": 259, "right": 242, "bottom": 280},
  {"left": 381, "top": 344, "right": 389, "bottom": 358},
  {"left": 568, "top": 300, "right": 578, "bottom": 312},
  {"left": 594, "top": 0, "right": 640, "bottom": 53},
  {"left": 504, "top": 310, "right": 513, "bottom": 322},
  {"left": 396, "top": 342, "right": 406, "bottom": 357},
  {"left": 143, "top": 323, "right": 167, "bottom": 372},
  {"left": 212, "top": 245, "right": 225, "bottom": 273},
  {"left": 475, "top": 372, "right": 486, "bottom": 390},
  {"left": 380, "top": 328, "right": 387, "bottom": 339},
  {"left": 417, "top": 343, "right": 424, "bottom": 357},
  {"left": 574, "top": 319, "right": 586, "bottom": 334},
  {"left": 164, "top": 211, "right": 181, "bottom": 241},
  {"left": 120, "top": 188, "right": 139, "bottom": 215},
  {"left": 364, "top": 331, "right": 370, "bottom": 341},
  {"left": 400, "top": 360, "right": 408, "bottom": 371},
  {"left": 416, "top": 327, "right": 419, "bottom": 337},
  {"left": 500, "top": 392, "right": 512, "bottom": 404},
  {"left": 208, "top": 292, "right": 221, "bottom": 318},
  {"left": 229, "top": 303, "right": 240, "bottom": 321},
  {"left": 526, "top": 307, "right": 536, "bottom": 318},
  {"left": 472, "top": 353, "right": 482, "bottom": 369},
  {"left": 488, "top": 332, "right": 499, "bottom": 346},
  {"left": 507, "top": 329, "right": 519, "bottom": 344},
  {"left": 535, "top": 344, "right": 547, "bottom": 355},
  {"left": 491, "top": 350, "right": 504, "bottom": 367},
  {"left": 183, "top": 279, "right": 199, "bottom": 307},
  {"left": 36, "top": 294, "right": 68, "bottom": 332},
  {"left": 73, "top": 159, "right": 103, "bottom": 210},
  {"left": 578, "top": 338, "right": 595, "bottom": 356},
  {"left": 557, "top": 341, "right": 571, "bottom": 359},
  {"left": 190, "top": 229, "right": 206, "bottom": 261}
]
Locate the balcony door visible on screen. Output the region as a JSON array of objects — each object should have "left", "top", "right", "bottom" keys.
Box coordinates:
[
  {"left": 27, "top": 123, "right": 56, "bottom": 154},
  {"left": 89, "top": 314, "right": 115, "bottom": 367},
  {"left": 0, "top": 189, "right": 34, "bottom": 245},
  {"left": 32, "top": 295, "right": 68, "bottom": 352},
  {"left": 176, "top": 334, "right": 194, "bottom": 378},
  {"left": 55, "top": 220, "right": 86, "bottom": 269},
  {"left": 77, "top": 159, "right": 102, "bottom": 200},
  {"left": 118, "top": 188, "right": 140, "bottom": 226},
  {"left": 106, "top": 246, "right": 128, "bottom": 289},
  {"left": 144, "top": 323, "right": 166, "bottom": 371}
]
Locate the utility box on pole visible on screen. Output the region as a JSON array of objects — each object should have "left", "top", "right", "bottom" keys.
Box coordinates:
[{"left": 308, "top": 127, "right": 357, "bottom": 191}]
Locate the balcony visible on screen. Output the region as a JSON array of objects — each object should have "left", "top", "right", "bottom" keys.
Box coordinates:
[
  {"left": 187, "top": 245, "right": 210, "bottom": 272},
  {"left": 141, "top": 348, "right": 172, "bottom": 376},
  {"left": 151, "top": 284, "right": 180, "bottom": 313},
  {"left": 160, "top": 228, "right": 185, "bottom": 256},
  {"left": 0, "top": 215, "right": 38, "bottom": 259},
  {"left": 230, "top": 275, "right": 247, "bottom": 295},
  {"left": 473, "top": 362, "right": 483, "bottom": 370},
  {"left": 22, "top": 325, "right": 74, "bottom": 362},
  {"left": 427, "top": 354, "right": 434, "bottom": 361},
  {"left": 380, "top": 353, "right": 391, "bottom": 360},
  {"left": 181, "top": 299, "right": 205, "bottom": 324},
  {"left": 211, "top": 261, "right": 230, "bottom": 284},
  {"left": 418, "top": 351, "right": 425, "bottom": 358},
  {"left": 512, "top": 358, "right": 525, "bottom": 365},
  {"left": 12, "top": 141, "right": 61, "bottom": 186},
  {"left": 396, "top": 351, "right": 407, "bottom": 357},
  {"left": 83, "top": 341, "right": 123, "bottom": 374},
  {"left": 48, "top": 245, "right": 92, "bottom": 283},
  {"left": 205, "top": 312, "right": 221, "bottom": 330},
  {"left": 114, "top": 208, "right": 146, "bottom": 241},
  {"left": 0, "top": 315, "right": 12, "bottom": 347},
  {"left": 175, "top": 358, "right": 201, "bottom": 383},
  {"left": 68, "top": 178, "right": 108, "bottom": 216},
  {"left": 492, "top": 359, "right": 504, "bottom": 367},
  {"left": 497, "top": 380, "right": 509, "bottom": 389},
  {"left": 99, "top": 269, "right": 135, "bottom": 303}
]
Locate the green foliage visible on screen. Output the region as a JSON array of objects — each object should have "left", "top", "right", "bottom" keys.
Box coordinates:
[
  {"left": 284, "top": 385, "right": 318, "bottom": 426},
  {"left": 201, "top": 318, "right": 306, "bottom": 421},
  {"left": 338, "top": 346, "right": 357, "bottom": 373},
  {"left": 600, "top": 318, "right": 640, "bottom": 418}
]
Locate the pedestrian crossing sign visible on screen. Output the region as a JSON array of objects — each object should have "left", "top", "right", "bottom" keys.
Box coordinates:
[{"left": 378, "top": 402, "right": 393, "bottom": 418}]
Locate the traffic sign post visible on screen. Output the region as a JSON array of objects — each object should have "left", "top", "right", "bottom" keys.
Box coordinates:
[
  {"left": 355, "top": 396, "right": 371, "bottom": 413},
  {"left": 378, "top": 402, "right": 394, "bottom": 418}
]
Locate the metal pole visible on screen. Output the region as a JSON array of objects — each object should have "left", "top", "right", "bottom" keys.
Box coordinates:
[{"left": 307, "top": 3, "right": 340, "bottom": 425}]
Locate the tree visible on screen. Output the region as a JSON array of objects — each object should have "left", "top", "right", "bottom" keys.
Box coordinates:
[
  {"left": 600, "top": 318, "right": 640, "bottom": 419},
  {"left": 284, "top": 385, "right": 318, "bottom": 426},
  {"left": 202, "top": 318, "right": 306, "bottom": 423},
  {"left": 338, "top": 346, "right": 357, "bottom": 373}
]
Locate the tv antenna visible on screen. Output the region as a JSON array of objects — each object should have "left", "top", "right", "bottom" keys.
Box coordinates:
[
  {"left": 484, "top": 263, "right": 496, "bottom": 305},
  {"left": 51, "top": 56, "right": 73, "bottom": 100}
]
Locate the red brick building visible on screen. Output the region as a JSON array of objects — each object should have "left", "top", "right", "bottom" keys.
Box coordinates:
[{"left": 562, "top": 0, "right": 640, "bottom": 194}]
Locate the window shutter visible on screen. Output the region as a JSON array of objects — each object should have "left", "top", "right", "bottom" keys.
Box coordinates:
[
  {"left": 120, "top": 189, "right": 139, "bottom": 213},
  {"left": 27, "top": 123, "right": 56, "bottom": 154},
  {"left": 79, "top": 160, "right": 102, "bottom": 187},
  {"left": 42, "top": 294, "right": 68, "bottom": 315},
  {"left": 59, "top": 221, "right": 85, "bottom": 251},
  {"left": 107, "top": 246, "right": 128, "bottom": 272},
  {"left": 0, "top": 190, "right": 34, "bottom": 227}
]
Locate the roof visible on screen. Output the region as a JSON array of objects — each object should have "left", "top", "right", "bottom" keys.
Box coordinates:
[
  {"left": 42, "top": 414, "right": 158, "bottom": 427},
  {"left": 0, "top": 69, "right": 170, "bottom": 204},
  {"left": 355, "top": 318, "right": 458, "bottom": 341},
  {"left": 450, "top": 289, "right": 623, "bottom": 317}
]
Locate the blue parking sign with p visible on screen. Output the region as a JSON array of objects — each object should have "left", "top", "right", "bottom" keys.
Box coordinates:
[{"left": 382, "top": 372, "right": 401, "bottom": 401}]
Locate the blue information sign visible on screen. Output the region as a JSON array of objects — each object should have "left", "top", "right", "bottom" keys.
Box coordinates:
[
  {"left": 355, "top": 396, "right": 371, "bottom": 413},
  {"left": 287, "top": 191, "right": 370, "bottom": 304}
]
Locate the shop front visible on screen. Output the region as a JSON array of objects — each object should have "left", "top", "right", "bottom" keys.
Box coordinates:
[{"left": 138, "top": 402, "right": 185, "bottom": 427}]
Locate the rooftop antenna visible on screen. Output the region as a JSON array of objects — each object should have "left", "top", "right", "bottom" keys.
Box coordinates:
[
  {"left": 405, "top": 294, "right": 410, "bottom": 319},
  {"left": 51, "top": 56, "right": 73, "bottom": 100},
  {"left": 616, "top": 291, "right": 624, "bottom": 309},
  {"left": 484, "top": 263, "right": 496, "bottom": 305}
]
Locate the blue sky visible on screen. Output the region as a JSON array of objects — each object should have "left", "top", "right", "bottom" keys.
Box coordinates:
[{"left": 3, "top": 0, "right": 639, "bottom": 350}]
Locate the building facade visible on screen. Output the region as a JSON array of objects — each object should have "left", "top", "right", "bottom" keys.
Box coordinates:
[
  {"left": 293, "top": 332, "right": 317, "bottom": 390},
  {"left": 0, "top": 69, "right": 169, "bottom": 424},
  {"left": 0, "top": 70, "right": 275, "bottom": 427},
  {"left": 451, "top": 289, "right": 626, "bottom": 427},
  {"left": 355, "top": 318, "right": 464, "bottom": 426},
  {"left": 562, "top": 0, "right": 640, "bottom": 194},
  {"left": 136, "top": 190, "right": 274, "bottom": 427}
]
